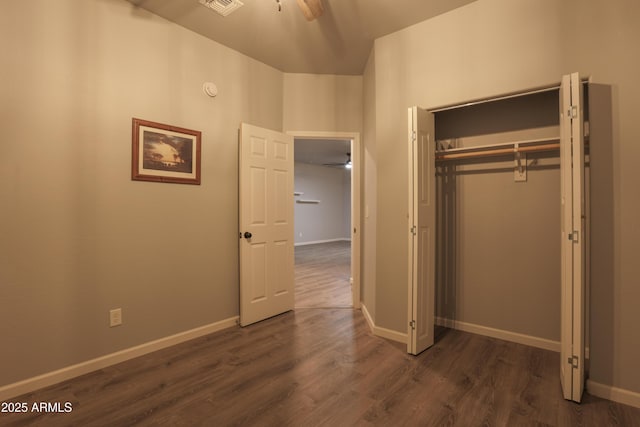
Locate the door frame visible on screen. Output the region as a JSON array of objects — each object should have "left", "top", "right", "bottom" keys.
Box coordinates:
[{"left": 287, "top": 130, "right": 361, "bottom": 309}]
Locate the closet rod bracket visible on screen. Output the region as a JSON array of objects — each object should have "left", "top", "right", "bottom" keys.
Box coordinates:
[{"left": 514, "top": 144, "right": 527, "bottom": 182}]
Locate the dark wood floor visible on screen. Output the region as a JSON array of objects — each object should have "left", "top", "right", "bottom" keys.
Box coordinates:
[
  {"left": 295, "top": 241, "right": 351, "bottom": 308},
  {"left": 2, "top": 308, "right": 639, "bottom": 426}
]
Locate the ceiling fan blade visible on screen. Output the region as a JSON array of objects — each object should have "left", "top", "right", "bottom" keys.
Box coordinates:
[
  {"left": 296, "top": 0, "right": 323, "bottom": 21},
  {"left": 323, "top": 152, "right": 350, "bottom": 167}
]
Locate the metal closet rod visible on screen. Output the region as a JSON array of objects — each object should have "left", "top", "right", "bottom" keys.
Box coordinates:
[{"left": 435, "top": 137, "right": 560, "bottom": 161}]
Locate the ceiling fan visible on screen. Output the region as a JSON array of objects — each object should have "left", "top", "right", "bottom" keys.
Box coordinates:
[
  {"left": 201, "top": 0, "right": 323, "bottom": 20},
  {"left": 324, "top": 152, "right": 352, "bottom": 169},
  {"left": 295, "top": 0, "right": 324, "bottom": 21}
]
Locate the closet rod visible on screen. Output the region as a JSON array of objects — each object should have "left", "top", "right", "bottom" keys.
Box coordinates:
[
  {"left": 438, "top": 137, "right": 559, "bottom": 154},
  {"left": 436, "top": 143, "right": 559, "bottom": 161}
]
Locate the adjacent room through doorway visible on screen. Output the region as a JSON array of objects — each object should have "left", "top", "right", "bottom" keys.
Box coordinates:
[{"left": 293, "top": 138, "right": 353, "bottom": 308}]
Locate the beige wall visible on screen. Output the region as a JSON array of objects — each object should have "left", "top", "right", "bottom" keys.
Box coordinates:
[
  {"left": 283, "top": 73, "right": 363, "bottom": 132},
  {"left": 558, "top": 0, "right": 640, "bottom": 394},
  {"left": 0, "top": 0, "right": 283, "bottom": 386},
  {"left": 371, "top": 0, "right": 640, "bottom": 394}
]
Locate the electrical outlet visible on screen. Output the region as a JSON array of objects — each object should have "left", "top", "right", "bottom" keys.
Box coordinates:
[{"left": 109, "top": 308, "right": 122, "bottom": 327}]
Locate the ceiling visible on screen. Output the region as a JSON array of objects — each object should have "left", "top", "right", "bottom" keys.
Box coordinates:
[
  {"left": 127, "top": 0, "right": 476, "bottom": 75},
  {"left": 295, "top": 138, "right": 350, "bottom": 167}
]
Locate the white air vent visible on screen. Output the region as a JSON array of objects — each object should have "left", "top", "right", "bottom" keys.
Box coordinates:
[{"left": 199, "top": 0, "right": 244, "bottom": 17}]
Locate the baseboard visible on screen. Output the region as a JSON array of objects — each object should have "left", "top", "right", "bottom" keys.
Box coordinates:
[
  {"left": 373, "top": 325, "right": 408, "bottom": 344},
  {"left": 360, "top": 303, "right": 407, "bottom": 344},
  {"left": 0, "top": 316, "right": 239, "bottom": 401},
  {"left": 360, "top": 303, "right": 375, "bottom": 333},
  {"left": 294, "top": 238, "right": 351, "bottom": 247},
  {"left": 587, "top": 380, "right": 640, "bottom": 409},
  {"left": 436, "top": 317, "right": 560, "bottom": 353}
]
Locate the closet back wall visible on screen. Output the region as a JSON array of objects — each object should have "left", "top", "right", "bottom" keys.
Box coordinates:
[{"left": 434, "top": 91, "right": 562, "bottom": 342}]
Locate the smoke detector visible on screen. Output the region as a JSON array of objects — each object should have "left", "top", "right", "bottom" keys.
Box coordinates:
[{"left": 198, "top": 0, "right": 244, "bottom": 17}]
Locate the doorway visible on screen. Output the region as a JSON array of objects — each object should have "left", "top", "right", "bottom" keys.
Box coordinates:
[{"left": 289, "top": 131, "right": 361, "bottom": 309}]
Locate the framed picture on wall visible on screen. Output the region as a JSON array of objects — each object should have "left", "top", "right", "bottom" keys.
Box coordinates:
[{"left": 131, "top": 118, "right": 201, "bottom": 185}]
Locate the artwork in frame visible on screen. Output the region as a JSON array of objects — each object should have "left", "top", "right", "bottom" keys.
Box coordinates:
[{"left": 131, "top": 118, "right": 201, "bottom": 185}]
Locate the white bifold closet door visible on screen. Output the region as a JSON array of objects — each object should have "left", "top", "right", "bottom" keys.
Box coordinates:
[
  {"left": 407, "top": 107, "right": 436, "bottom": 355},
  {"left": 560, "top": 72, "right": 586, "bottom": 403}
]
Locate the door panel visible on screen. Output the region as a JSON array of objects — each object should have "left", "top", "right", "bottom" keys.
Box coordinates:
[
  {"left": 570, "top": 72, "right": 586, "bottom": 402},
  {"left": 240, "top": 123, "right": 294, "bottom": 326},
  {"left": 559, "top": 72, "right": 585, "bottom": 402},
  {"left": 249, "top": 167, "right": 267, "bottom": 225},
  {"left": 560, "top": 73, "right": 572, "bottom": 400},
  {"left": 408, "top": 107, "right": 436, "bottom": 355}
]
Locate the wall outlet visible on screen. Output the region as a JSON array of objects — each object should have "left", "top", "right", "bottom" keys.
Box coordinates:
[{"left": 109, "top": 308, "right": 122, "bottom": 327}]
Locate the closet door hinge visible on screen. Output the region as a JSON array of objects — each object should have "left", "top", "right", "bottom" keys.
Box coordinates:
[
  {"left": 410, "top": 225, "right": 417, "bottom": 236},
  {"left": 568, "top": 230, "right": 579, "bottom": 242},
  {"left": 568, "top": 105, "right": 578, "bottom": 119},
  {"left": 409, "top": 320, "right": 416, "bottom": 330},
  {"left": 412, "top": 131, "right": 417, "bottom": 142},
  {"left": 568, "top": 355, "right": 579, "bottom": 369}
]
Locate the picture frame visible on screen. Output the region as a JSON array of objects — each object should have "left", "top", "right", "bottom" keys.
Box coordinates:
[{"left": 131, "top": 118, "right": 201, "bottom": 185}]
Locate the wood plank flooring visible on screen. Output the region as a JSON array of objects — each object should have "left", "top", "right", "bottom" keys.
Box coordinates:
[
  {"left": 2, "top": 309, "right": 639, "bottom": 426},
  {"left": 295, "top": 241, "right": 351, "bottom": 308}
]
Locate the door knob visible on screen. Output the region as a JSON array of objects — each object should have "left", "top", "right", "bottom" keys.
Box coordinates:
[{"left": 244, "top": 232, "right": 252, "bottom": 239}]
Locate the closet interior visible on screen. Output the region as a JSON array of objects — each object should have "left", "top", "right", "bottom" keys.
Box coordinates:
[{"left": 431, "top": 84, "right": 590, "bottom": 351}]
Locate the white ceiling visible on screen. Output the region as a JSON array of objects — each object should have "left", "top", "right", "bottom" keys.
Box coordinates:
[{"left": 127, "top": 0, "right": 476, "bottom": 75}]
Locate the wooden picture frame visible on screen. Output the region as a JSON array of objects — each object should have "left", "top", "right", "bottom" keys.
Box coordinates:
[{"left": 131, "top": 118, "right": 201, "bottom": 185}]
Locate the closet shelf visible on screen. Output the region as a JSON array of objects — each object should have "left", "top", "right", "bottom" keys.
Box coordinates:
[{"left": 436, "top": 137, "right": 560, "bottom": 162}]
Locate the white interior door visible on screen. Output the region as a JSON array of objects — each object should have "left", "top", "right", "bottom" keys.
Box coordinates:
[
  {"left": 560, "top": 72, "right": 585, "bottom": 402},
  {"left": 407, "top": 107, "right": 436, "bottom": 355},
  {"left": 239, "top": 123, "right": 294, "bottom": 327}
]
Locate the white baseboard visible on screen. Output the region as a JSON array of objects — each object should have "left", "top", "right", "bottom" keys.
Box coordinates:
[
  {"left": 360, "top": 303, "right": 407, "bottom": 344},
  {"left": 294, "top": 238, "right": 350, "bottom": 247},
  {"left": 374, "top": 325, "right": 408, "bottom": 344},
  {"left": 587, "top": 380, "right": 640, "bottom": 409},
  {"left": 436, "top": 317, "right": 560, "bottom": 353},
  {"left": 0, "top": 316, "right": 239, "bottom": 401},
  {"left": 361, "top": 303, "right": 375, "bottom": 333}
]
